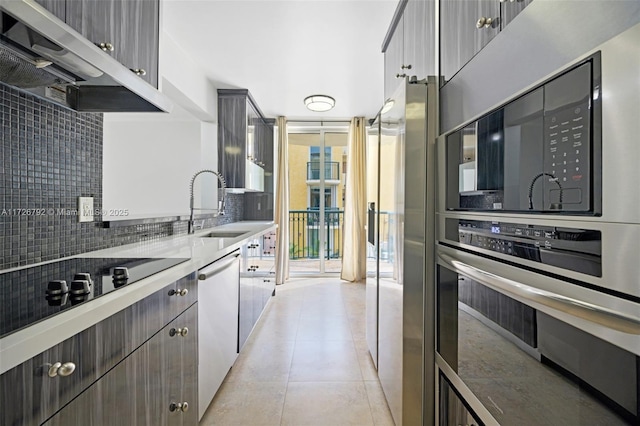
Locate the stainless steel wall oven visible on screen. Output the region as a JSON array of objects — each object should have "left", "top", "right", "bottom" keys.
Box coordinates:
[
  {"left": 435, "top": 4, "right": 640, "bottom": 425},
  {"left": 435, "top": 250, "right": 639, "bottom": 425}
]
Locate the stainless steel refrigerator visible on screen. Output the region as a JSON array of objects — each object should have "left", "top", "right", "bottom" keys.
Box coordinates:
[{"left": 366, "top": 77, "right": 437, "bottom": 425}]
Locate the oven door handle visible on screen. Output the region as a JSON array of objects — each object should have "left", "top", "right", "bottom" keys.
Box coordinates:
[{"left": 438, "top": 252, "right": 640, "bottom": 334}]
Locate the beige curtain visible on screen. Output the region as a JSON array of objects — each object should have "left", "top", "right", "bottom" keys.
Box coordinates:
[
  {"left": 274, "top": 117, "right": 290, "bottom": 284},
  {"left": 341, "top": 117, "right": 367, "bottom": 282}
]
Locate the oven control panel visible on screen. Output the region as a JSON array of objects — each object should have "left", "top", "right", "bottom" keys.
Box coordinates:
[{"left": 445, "top": 218, "right": 601, "bottom": 277}]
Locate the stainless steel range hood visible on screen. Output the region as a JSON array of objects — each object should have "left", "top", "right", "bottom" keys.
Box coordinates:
[{"left": 0, "top": 0, "right": 172, "bottom": 112}]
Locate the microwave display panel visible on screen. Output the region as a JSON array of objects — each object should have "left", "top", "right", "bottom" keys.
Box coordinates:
[{"left": 445, "top": 53, "right": 601, "bottom": 214}]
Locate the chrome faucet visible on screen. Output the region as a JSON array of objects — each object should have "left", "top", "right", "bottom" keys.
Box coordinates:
[{"left": 188, "top": 169, "right": 226, "bottom": 234}]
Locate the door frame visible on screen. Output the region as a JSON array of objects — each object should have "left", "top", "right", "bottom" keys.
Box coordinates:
[{"left": 287, "top": 122, "right": 349, "bottom": 275}]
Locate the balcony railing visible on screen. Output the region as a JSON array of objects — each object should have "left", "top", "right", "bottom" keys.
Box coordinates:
[
  {"left": 289, "top": 209, "right": 343, "bottom": 259},
  {"left": 307, "top": 162, "right": 340, "bottom": 181},
  {"left": 288, "top": 209, "right": 392, "bottom": 262}
]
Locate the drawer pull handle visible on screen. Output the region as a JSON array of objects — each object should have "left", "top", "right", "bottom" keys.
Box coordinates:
[
  {"left": 130, "top": 68, "right": 147, "bottom": 76},
  {"left": 96, "top": 42, "right": 114, "bottom": 52},
  {"left": 169, "top": 288, "right": 189, "bottom": 297},
  {"left": 476, "top": 16, "right": 494, "bottom": 29},
  {"left": 48, "top": 361, "right": 76, "bottom": 377},
  {"left": 169, "top": 327, "right": 189, "bottom": 337},
  {"left": 169, "top": 402, "right": 189, "bottom": 412}
]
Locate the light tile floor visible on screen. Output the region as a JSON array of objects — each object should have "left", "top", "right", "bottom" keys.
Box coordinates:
[{"left": 200, "top": 277, "right": 394, "bottom": 426}]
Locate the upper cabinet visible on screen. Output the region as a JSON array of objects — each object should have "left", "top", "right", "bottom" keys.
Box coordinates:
[
  {"left": 218, "top": 89, "right": 274, "bottom": 193},
  {"left": 384, "top": 20, "right": 404, "bottom": 101},
  {"left": 500, "top": 0, "right": 533, "bottom": 28},
  {"left": 246, "top": 100, "right": 260, "bottom": 166},
  {"left": 34, "top": 0, "right": 66, "bottom": 20},
  {"left": 440, "top": 0, "right": 500, "bottom": 85},
  {"left": 244, "top": 117, "right": 275, "bottom": 221},
  {"left": 115, "top": 0, "right": 159, "bottom": 88},
  {"left": 255, "top": 118, "right": 275, "bottom": 177},
  {"left": 34, "top": 0, "right": 159, "bottom": 88},
  {"left": 383, "top": 0, "right": 435, "bottom": 100},
  {"left": 404, "top": 0, "right": 435, "bottom": 83},
  {"left": 440, "top": 0, "right": 533, "bottom": 86},
  {"left": 383, "top": 19, "right": 404, "bottom": 101}
]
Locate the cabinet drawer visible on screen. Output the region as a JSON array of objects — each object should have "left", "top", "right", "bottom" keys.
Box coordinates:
[
  {"left": 44, "top": 304, "right": 198, "bottom": 426},
  {"left": 0, "top": 272, "right": 196, "bottom": 426},
  {"left": 167, "top": 272, "right": 197, "bottom": 319},
  {"left": 0, "top": 330, "right": 93, "bottom": 426}
]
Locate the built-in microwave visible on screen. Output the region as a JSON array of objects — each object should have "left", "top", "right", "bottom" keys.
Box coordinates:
[{"left": 442, "top": 52, "right": 601, "bottom": 215}]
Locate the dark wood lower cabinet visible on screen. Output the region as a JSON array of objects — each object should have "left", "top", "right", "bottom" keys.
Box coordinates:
[
  {"left": 45, "top": 304, "right": 198, "bottom": 425},
  {"left": 167, "top": 304, "right": 198, "bottom": 426},
  {"left": 238, "top": 234, "right": 275, "bottom": 351},
  {"left": 0, "top": 331, "right": 92, "bottom": 426},
  {"left": 0, "top": 272, "right": 197, "bottom": 426}
]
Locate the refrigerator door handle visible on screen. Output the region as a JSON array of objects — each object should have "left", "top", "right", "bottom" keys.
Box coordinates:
[
  {"left": 438, "top": 251, "right": 640, "bottom": 334},
  {"left": 367, "top": 202, "right": 376, "bottom": 245}
]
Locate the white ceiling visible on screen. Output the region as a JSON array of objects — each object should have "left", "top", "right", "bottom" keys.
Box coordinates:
[{"left": 162, "top": 0, "right": 398, "bottom": 120}]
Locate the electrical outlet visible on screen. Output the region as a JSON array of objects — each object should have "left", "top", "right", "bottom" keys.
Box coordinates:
[{"left": 78, "top": 197, "right": 94, "bottom": 223}]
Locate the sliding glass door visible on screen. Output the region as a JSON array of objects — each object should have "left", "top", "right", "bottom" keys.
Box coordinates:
[{"left": 288, "top": 126, "right": 348, "bottom": 274}]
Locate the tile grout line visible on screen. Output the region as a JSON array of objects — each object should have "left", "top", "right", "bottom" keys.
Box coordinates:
[
  {"left": 280, "top": 280, "right": 309, "bottom": 426},
  {"left": 208, "top": 278, "right": 383, "bottom": 425},
  {"left": 341, "top": 283, "right": 366, "bottom": 383},
  {"left": 341, "top": 282, "right": 378, "bottom": 425}
]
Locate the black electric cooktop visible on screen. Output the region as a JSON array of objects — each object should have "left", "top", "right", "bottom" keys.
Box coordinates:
[{"left": 0, "top": 257, "right": 189, "bottom": 338}]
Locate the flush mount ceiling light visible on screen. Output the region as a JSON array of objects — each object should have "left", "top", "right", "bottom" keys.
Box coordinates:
[{"left": 304, "top": 95, "right": 335, "bottom": 112}]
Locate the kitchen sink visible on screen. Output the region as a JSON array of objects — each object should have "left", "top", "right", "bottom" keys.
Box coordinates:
[{"left": 202, "top": 231, "right": 246, "bottom": 238}]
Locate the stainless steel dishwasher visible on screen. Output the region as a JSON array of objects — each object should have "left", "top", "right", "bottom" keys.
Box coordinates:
[{"left": 197, "top": 251, "right": 240, "bottom": 420}]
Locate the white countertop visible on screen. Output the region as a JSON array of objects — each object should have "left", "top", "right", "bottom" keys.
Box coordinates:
[{"left": 0, "top": 221, "right": 276, "bottom": 374}]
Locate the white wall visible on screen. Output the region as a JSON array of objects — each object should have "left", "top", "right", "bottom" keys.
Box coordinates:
[
  {"left": 102, "top": 111, "right": 222, "bottom": 221},
  {"left": 160, "top": 32, "right": 216, "bottom": 121},
  {"left": 195, "top": 121, "right": 219, "bottom": 211},
  {"left": 102, "top": 111, "right": 206, "bottom": 219},
  {"left": 102, "top": 20, "right": 223, "bottom": 221}
]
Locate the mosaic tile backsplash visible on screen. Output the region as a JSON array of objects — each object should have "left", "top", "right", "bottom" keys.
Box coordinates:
[{"left": 0, "top": 82, "right": 242, "bottom": 270}]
